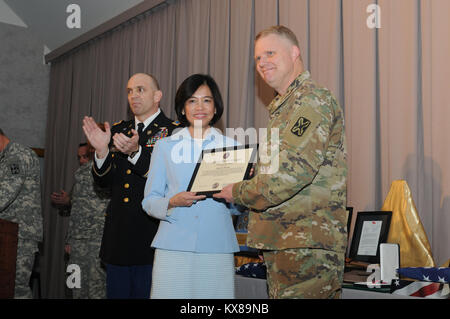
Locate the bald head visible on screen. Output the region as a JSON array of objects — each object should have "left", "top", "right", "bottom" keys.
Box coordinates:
[
  {"left": 127, "top": 73, "right": 163, "bottom": 122},
  {"left": 129, "top": 73, "right": 160, "bottom": 91}
]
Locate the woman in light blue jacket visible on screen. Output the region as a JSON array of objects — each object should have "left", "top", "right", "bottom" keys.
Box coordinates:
[{"left": 142, "top": 74, "right": 240, "bottom": 299}]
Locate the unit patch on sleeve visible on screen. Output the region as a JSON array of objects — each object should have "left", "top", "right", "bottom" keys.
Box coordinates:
[
  {"left": 283, "top": 105, "right": 322, "bottom": 147},
  {"left": 291, "top": 117, "right": 311, "bottom": 137},
  {"left": 10, "top": 163, "right": 20, "bottom": 175}
]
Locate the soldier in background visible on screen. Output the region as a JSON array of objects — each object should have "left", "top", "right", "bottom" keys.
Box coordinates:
[
  {"left": 214, "top": 26, "right": 348, "bottom": 298},
  {"left": 50, "top": 142, "right": 93, "bottom": 216},
  {"left": 66, "top": 134, "right": 111, "bottom": 299},
  {"left": 51, "top": 126, "right": 110, "bottom": 298},
  {"left": 0, "top": 128, "right": 43, "bottom": 299},
  {"left": 51, "top": 142, "right": 94, "bottom": 261}
]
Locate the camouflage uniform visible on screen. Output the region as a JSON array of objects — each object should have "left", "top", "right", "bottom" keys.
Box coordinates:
[
  {"left": 66, "top": 161, "right": 110, "bottom": 299},
  {"left": 0, "top": 142, "right": 43, "bottom": 299},
  {"left": 232, "top": 71, "right": 347, "bottom": 298}
]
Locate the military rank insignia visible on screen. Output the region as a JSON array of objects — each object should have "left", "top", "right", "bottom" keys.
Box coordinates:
[
  {"left": 146, "top": 127, "right": 169, "bottom": 147},
  {"left": 291, "top": 117, "right": 311, "bottom": 137},
  {"left": 10, "top": 163, "right": 20, "bottom": 175}
]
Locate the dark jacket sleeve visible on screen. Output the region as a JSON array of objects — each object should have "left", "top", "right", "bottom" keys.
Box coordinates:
[{"left": 91, "top": 123, "right": 121, "bottom": 188}]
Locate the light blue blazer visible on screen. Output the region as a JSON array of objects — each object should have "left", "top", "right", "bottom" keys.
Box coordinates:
[{"left": 142, "top": 127, "right": 240, "bottom": 253}]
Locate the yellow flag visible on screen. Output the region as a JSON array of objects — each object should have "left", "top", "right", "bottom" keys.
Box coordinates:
[{"left": 381, "top": 180, "right": 435, "bottom": 267}]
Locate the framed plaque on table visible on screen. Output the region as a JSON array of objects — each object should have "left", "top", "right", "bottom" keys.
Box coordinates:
[
  {"left": 348, "top": 211, "right": 392, "bottom": 264},
  {"left": 187, "top": 144, "right": 258, "bottom": 197}
]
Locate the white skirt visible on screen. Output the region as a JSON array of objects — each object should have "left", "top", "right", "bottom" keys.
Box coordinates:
[{"left": 151, "top": 249, "right": 235, "bottom": 299}]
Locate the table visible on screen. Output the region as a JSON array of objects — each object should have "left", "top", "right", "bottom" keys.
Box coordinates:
[
  {"left": 342, "top": 286, "right": 420, "bottom": 299},
  {"left": 234, "top": 275, "right": 420, "bottom": 299}
]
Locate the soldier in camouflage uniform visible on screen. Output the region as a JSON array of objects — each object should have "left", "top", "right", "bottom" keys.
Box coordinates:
[
  {"left": 0, "top": 128, "right": 43, "bottom": 299},
  {"left": 51, "top": 143, "right": 93, "bottom": 216},
  {"left": 66, "top": 156, "right": 110, "bottom": 299},
  {"left": 215, "top": 26, "right": 347, "bottom": 298}
]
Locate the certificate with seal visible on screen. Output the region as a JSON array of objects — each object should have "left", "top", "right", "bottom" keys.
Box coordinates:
[{"left": 187, "top": 144, "right": 258, "bottom": 196}]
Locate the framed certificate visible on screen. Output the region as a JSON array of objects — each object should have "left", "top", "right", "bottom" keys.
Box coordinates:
[
  {"left": 348, "top": 211, "right": 392, "bottom": 264},
  {"left": 187, "top": 144, "right": 258, "bottom": 197}
]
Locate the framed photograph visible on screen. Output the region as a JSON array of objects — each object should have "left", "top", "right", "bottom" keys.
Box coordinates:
[
  {"left": 348, "top": 211, "right": 392, "bottom": 264},
  {"left": 187, "top": 144, "right": 258, "bottom": 197}
]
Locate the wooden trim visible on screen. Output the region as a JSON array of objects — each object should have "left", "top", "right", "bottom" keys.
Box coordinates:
[{"left": 44, "top": 0, "right": 168, "bottom": 64}]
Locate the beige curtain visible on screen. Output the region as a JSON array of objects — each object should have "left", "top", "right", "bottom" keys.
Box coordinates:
[
  {"left": 342, "top": 0, "right": 378, "bottom": 211},
  {"left": 420, "top": 0, "right": 450, "bottom": 266},
  {"left": 43, "top": 0, "right": 450, "bottom": 298}
]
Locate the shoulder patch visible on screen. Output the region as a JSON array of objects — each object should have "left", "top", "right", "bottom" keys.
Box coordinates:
[
  {"left": 291, "top": 117, "right": 311, "bottom": 137},
  {"left": 10, "top": 163, "right": 20, "bottom": 175},
  {"left": 283, "top": 105, "right": 322, "bottom": 147},
  {"left": 172, "top": 121, "right": 180, "bottom": 126},
  {"left": 113, "top": 120, "right": 124, "bottom": 126}
]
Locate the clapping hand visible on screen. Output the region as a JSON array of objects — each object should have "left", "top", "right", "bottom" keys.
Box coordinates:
[
  {"left": 82, "top": 116, "right": 111, "bottom": 158},
  {"left": 112, "top": 129, "right": 140, "bottom": 156}
]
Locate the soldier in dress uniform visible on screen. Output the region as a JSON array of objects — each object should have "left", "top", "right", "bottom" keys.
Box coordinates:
[
  {"left": 82, "top": 73, "right": 179, "bottom": 299},
  {"left": 214, "top": 26, "right": 348, "bottom": 299},
  {"left": 0, "top": 128, "right": 43, "bottom": 299}
]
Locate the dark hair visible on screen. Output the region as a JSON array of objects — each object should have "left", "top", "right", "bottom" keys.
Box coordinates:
[
  {"left": 79, "top": 142, "right": 88, "bottom": 148},
  {"left": 174, "top": 74, "right": 224, "bottom": 127},
  {"left": 0, "top": 128, "right": 4, "bottom": 136}
]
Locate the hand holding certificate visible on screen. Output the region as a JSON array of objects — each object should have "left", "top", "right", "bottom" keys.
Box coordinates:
[{"left": 187, "top": 144, "right": 257, "bottom": 197}]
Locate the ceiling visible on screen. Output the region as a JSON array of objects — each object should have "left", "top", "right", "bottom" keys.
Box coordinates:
[{"left": 1, "top": 0, "right": 144, "bottom": 51}]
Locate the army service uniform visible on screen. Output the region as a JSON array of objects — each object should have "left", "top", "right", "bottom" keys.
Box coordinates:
[
  {"left": 0, "top": 142, "right": 43, "bottom": 299},
  {"left": 93, "top": 111, "right": 179, "bottom": 267},
  {"left": 66, "top": 161, "right": 110, "bottom": 299},
  {"left": 232, "top": 71, "right": 348, "bottom": 298}
]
